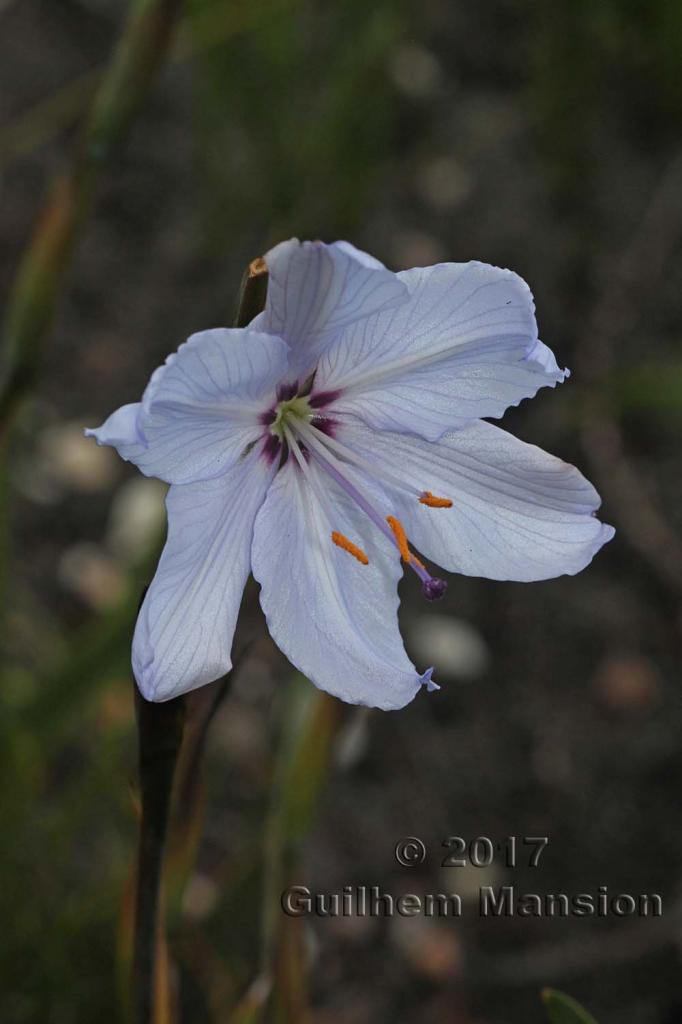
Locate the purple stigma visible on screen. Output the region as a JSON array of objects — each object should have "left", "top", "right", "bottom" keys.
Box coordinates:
[{"left": 422, "top": 578, "right": 447, "bottom": 602}]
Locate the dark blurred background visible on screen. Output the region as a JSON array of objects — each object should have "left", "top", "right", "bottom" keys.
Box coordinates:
[{"left": 1, "top": 1, "right": 682, "bottom": 1022}]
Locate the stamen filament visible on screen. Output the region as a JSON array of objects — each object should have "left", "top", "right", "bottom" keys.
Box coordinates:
[
  {"left": 287, "top": 419, "right": 446, "bottom": 599},
  {"left": 297, "top": 418, "right": 422, "bottom": 499},
  {"left": 282, "top": 423, "right": 310, "bottom": 475},
  {"left": 302, "top": 437, "right": 403, "bottom": 558}
]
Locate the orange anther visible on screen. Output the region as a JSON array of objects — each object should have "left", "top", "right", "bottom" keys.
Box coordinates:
[
  {"left": 419, "top": 490, "right": 452, "bottom": 508},
  {"left": 331, "top": 531, "right": 369, "bottom": 565},
  {"left": 386, "top": 516, "right": 411, "bottom": 562}
]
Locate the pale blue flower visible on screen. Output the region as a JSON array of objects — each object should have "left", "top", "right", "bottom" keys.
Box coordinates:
[{"left": 86, "top": 239, "right": 614, "bottom": 709}]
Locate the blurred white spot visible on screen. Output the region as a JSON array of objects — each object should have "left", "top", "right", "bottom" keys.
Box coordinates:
[
  {"left": 40, "top": 421, "right": 119, "bottom": 493},
  {"left": 592, "top": 652, "right": 662, "bottom": 714},
  {"left": 408, "top": 614, "right": 489, "bottom": 680},
  {"left": 335, "top": 708, "right": 371, "bottom": 769},
  {"left": 439, "top": 860, "right": 504, "bottom": 904},
  {"left": 326, "top": 905, "right": 379, "bottom": 943},
  {"left": 390, "top": 913, "right": 463, "bottom": 980},
  {"left": 212, "top": 702, "right": 267, "bottom": 766},
  {"left": 415, "top": 156, "right": 472, "bottom": 211},
  {"left": 389, "top": 230, "right": 447, "bottom": 270},
  {"left": 182, "top": 873, "right": 219, "bottom": 921},
  {"left": 106, "top": 477, "right": 167, "bottom": 563},
  {"left": 14, "top": 461, "right": 63, "bottom": 505},
  {"left": 231, "top": 650, "right": 277, "bottom": 703},
  {"left": 58, "top": 542, "right": 126, "bottom": 609},
  {"left": 389, "top": 44, "right": 441, "bottom": 99}
]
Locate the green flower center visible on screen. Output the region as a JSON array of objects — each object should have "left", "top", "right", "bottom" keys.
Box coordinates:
[{"left": 270, "top": 395, "right": 313, "bottom": 439}]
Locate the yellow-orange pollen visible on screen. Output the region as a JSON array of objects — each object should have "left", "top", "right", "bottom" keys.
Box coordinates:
[
  {"left": 386, "top": 516, "right": 428, "bottom": 571},
  {"left": 331, "top": 531, "right": 369, "bottom": 565},
  {"left": 386, "top": 515, "right": 414, "bottom": 564},
  {"left": 419, "top": 490, "right": 453, "bottom": 508}
]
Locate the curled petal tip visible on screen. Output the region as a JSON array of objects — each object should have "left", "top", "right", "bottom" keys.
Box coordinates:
[
  {"left": 595, "top": 522, "right": 616, "bottom": 552},
  {"left": 420, "top": 667, "right": 440, "bottom": 692}
]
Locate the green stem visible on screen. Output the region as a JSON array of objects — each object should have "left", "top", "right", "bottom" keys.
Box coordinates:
[
  {"left": 131, "top": 683, "right": 185, "bottom": 1024},
  {"left": 129, "top": 256, "right": 268, "bottom": 1021},
  {"left": 0, "top": 0, "right": 184, "bottom": 443},
  {"left": 234, "top": 257, "right": 269, "bottom": 328}
]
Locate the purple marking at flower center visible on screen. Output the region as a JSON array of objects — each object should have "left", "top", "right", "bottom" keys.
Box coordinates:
[
  {"left": 309, "top": 389, "right": 342, "bottom": 409},
  {"left": 261, "top": 433, "right": 281, "bottom": 463},
  {"left": 277, "top": 380, "right": 300, "bottom": 402},
  {"left": 310, "top": 415, "right": 337, "bottom": 438}
]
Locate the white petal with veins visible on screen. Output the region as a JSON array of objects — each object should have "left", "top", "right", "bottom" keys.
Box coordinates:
[
  {"left": 316, "top": 261, "right": 566, "bottom": 439},
  {"left": 133, "top": 449, "right": 276, "bottom": 700},
  {"left": 261, "top": 238, "right": 409, "bottom": 378},
  {"left": 335, "top": 417, "right": 614, "bottom": 581},
  {"left": 87, "top": 330, "right": 289, "bottom": 484},
  {"left": 251, "top": 455, "right": 428, "bottom": 709}
]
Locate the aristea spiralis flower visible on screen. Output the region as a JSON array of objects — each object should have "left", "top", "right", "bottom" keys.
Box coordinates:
[{"left": 86, "top": 240, "right": 614, "bottom": 709}]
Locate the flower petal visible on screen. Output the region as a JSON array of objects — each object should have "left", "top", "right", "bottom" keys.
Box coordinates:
[
  {"left": 315, "top": 261, "right": 567, "bottom": 440},
  {"left": 87, "top": 329, "right": 289, "bottom": 484},
  {"left": 251, "top": 455, "right": 427, "bottom": 709},
  {"left": 85, "top": 402, "right": 146, "bottom": 459},
  {"left": 337, "top": 418, "right": 614, "bottom": 581},
  {"left": 332, "top": 240, "right": 386, "bottom": 270},
  {"left": 133, "top": 449, "right": 276, "bottom": 701},
  {"left": 261, "top": 239, "right": 409, "bottom": 379}
]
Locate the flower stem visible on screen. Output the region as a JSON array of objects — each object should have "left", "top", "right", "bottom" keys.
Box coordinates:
[
  {"left": 131, "top": 684, "right": 185, "bottom": 1024},
  {"left": 128, "top": 250, "right": 268, "bottom": 1020},
  {"left": 0, "top": 0, "right": 185, "bottom": 444},
  {"left": 234, "top": 257, "right": 269, "bottom": 328}
]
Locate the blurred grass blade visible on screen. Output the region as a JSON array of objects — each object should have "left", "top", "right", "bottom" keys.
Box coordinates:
[
  {"left": 0, "top": 0, "right": 184, "bottom": 442},
  {"left": 0, "top": 0, "right": 281, "bottom": 167},
  {"left": 26, "top": 533, "right": 163, "bottom": 738},
  {"left": 261, "top": 679, "right": 343, "bottom": 1024},
  {"left": 228, "top": 978, "right": 271, "bottom": 1024},
  {"left": 165, "top": 653, "right": 252, "bottom": 912},
  {"left": 229, "top": 680, "right": 342, "bottom": 1024},
  {"left": 542, "top": 988, "right": 599, "bottom": 1024}
]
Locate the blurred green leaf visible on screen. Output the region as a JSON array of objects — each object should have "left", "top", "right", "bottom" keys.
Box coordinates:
[
  {"left": 612, "top": 359, "right": 682, "bottom": 417},
  {"left": 542, "top": 988, "right": 599, "bottom": 1024},
  {"left": 190, "top": 0, "right": 404, "bottom": 243}
]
